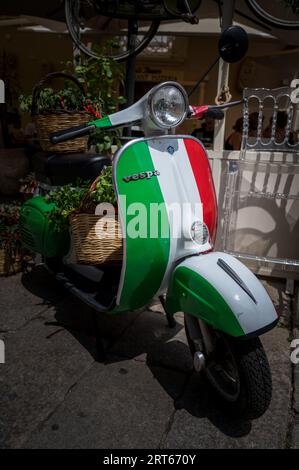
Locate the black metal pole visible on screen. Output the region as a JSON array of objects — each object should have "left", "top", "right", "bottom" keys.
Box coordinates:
[{"left": 123, "top": 19, "right": 138, "bottom": 137}]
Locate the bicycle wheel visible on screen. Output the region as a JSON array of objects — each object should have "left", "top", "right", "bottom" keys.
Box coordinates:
[
  {"left": 246, "top": 0, "right": 299, "bottom": 30},
  {"left": 65, "top": 0, "right": 160, "bottom": 61},
  {"left": 163, "top": 0, "right": 202, "bottom": 23}
]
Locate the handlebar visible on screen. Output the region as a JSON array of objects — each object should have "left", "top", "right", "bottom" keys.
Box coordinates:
[
  {"left": 49, "top": 123, "right": 96, "bottom": 144},
  {"left": 49, "top": 99, "right": 244, "bottom": 145},
  {"left": 189, "top": 100, "right": 243, "bottom": 120}
]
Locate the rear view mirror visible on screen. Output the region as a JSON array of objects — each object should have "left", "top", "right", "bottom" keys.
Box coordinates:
[{"left": 218, "top": 25, "right": 249, "bottom": 63}]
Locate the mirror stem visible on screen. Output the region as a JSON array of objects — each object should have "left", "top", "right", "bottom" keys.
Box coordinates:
[{"left": 188, "top": 56, "right": 220, "bottom": 98}]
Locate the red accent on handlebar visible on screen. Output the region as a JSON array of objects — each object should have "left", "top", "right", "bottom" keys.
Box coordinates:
[{"left": 189, "top": 105, "right": 209, "bottom": 119}]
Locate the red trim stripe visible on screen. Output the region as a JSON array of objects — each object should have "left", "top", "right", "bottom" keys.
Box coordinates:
[{"left": 184, "top": 138, "right": 217, "bottom": 242}]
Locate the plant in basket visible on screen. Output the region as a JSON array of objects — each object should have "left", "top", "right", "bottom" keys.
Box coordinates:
[
  {"left": 19, "top": 55, "right": 125, "bottom": 155},
  {"left": 18, "top": 72, "right": 92, "bottom": 153},
  {"left": 46, "top": 166, "right": 116, "bottom": 233},
  {"left": 68, "top": 55, "right": 125, "bottom": 156},
  {"left": 46, "top": 166, "right": 122, "bottom": 265}
]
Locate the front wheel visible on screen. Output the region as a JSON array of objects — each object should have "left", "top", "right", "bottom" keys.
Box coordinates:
[{"left": 184, "top": 314, "right": 272, "bottom": 420}]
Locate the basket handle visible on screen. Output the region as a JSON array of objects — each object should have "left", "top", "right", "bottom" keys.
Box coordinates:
[
  {"left": 76, "top": 172, "right": 106, "bottom": 215},
  {"left": 31, "top": 72, "right": 86, "bottom": 115}
]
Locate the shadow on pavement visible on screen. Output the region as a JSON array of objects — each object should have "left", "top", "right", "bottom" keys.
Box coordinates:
[{"left": 21, "top": 265, "right": 252, "bottom": 439}]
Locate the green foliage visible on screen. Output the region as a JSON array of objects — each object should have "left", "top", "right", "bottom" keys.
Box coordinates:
[
  {"left": 70, "top": 53, "right": 125, "bottom": 116},
  {"left": 68, "top": 55, "right": 125, "bottom": 155},
  {"left": 90, "top": 166, "right": 116, "bottom": 206},
  {"left": 0, "top": 203, "right": 22, "bottom": 252},
  {"left": 46, "top": 167, "right": 116, "bottom": 233},
  {"left": 46, "top": 179, "right": 90, "bottom": 233},
  {"left": 92, "top": 129, "right": 122, "bottom": 155},
  {"left": 19, "top": 86, "right": 86, "bottom": 114},
  {"left": 19, "top": 54, "right": 125, "bottom": 155}
]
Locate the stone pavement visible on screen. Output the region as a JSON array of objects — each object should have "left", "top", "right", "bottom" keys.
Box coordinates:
[{"left": 0, "top": 266, "right": 297, "bottom": 449}]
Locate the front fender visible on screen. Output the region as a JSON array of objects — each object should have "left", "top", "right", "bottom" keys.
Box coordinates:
[{"left": 165, "top": 252, "right": 278, "bottom": 338}]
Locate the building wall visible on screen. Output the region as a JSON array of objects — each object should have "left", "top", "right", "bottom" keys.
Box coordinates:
[{"left": 0, "top": 27, "right": 292, "bottom": 136}]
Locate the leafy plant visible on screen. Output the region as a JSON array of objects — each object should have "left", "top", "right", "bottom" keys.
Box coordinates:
[
  {"left": 67, "top": 55, "right": 126, "bottom": 155},
  {"left": 19, "top": 85, "right": 87, "bottom": 114},
  {"left": 46, "top": 167, "right": 116, "bottom": 233},
  {"left": 90, "top": 166, "right": 116, "bottom": 207},
  {"left": 19, "top": 54, "right": 125, "bottom": 155},
  {"left": 46, "top": 179, "right": 90, "bottom": 233}
]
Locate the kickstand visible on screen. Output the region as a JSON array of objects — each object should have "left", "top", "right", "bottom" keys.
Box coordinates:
[
  {"left": 92, "top": 312, "right": 106, "bottom": 363},
  {"left": 159, "top": 295, "right": 176, "bottom": 328}
]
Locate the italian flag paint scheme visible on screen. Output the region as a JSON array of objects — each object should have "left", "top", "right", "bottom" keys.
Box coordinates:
[
  {"left": 166, "top": 252, "right": 278, "bottom": 337},
  {"left": 111, "top": 135, "right": 278, "bottom": 338},
  {"left": 111, "top": 135, "right": 217, "bottom": 313}
]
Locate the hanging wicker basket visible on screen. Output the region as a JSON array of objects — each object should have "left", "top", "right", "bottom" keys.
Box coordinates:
[
  {"left": 0, "top": 249, "right": 22, "bottom": 276},
  {"left": 31, "top": 72, "right": 90, "bottom": 153},
  {"left": 70, "top": 213, "right": 122, "bottom": 265},
  {"left": 69, "top": 175, "right": 123, "bottom": 265}
]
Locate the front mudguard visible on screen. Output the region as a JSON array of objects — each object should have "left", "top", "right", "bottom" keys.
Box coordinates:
[{"left": 165, "top": 252, "right": 278, "bottom": 338}]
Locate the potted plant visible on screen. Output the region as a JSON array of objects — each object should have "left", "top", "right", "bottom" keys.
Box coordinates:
[
  {"left": 45, "top": 166, "right": 116, "bottom": 233},
  {"left": 45, "top": 166, "right": 121, "bottom": 265},
  {"left": 19, "top": 56, "right": 125, "bottom": 156}
]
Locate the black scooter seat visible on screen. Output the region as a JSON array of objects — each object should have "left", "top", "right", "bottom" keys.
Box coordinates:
[{"left": 33, "top": 151, "right": 111, "bottom": 186}]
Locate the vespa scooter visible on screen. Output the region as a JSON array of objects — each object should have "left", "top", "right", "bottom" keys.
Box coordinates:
[{"left": 20, "top": 27, "right": 278, "bottom": 420}]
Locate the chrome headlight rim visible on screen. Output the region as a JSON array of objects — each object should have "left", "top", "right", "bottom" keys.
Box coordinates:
[{"left": 147, "top": 81, "right": 189, "bottom": 129}]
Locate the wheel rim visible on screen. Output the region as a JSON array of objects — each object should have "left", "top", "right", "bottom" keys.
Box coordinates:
[
  {"left": 205, "top": 335, "right": 240, "bottom": 402},
  {"left": 185, "top": 314, "right": 240, "bottom": 402},
  {"left": 65, "top": 0, "right": 160, "bottom": 61},
  {"left": 246, "top": 0, "right": 299, "bottom": 29}
]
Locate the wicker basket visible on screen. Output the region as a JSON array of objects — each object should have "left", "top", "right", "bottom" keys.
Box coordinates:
[
  {"left": 69, "top": 175, "right": 122, "bottom": 265},
  {"left": 70, "top": 213, "right": 122, "bottom": 265},
  {"left": 0, "top": 249, "right": 22, "bottom": 276},
  {"left": 31, "top": 72, "right": 89, "bottom": 153}
]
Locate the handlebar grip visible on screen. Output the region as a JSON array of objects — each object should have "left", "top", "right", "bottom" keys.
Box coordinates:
[
  {"left": 205, "top": 108, "right": 225, "bottom": 120},
  {"left": 49, "top": 123, "right": 96, "bottom": 144}
]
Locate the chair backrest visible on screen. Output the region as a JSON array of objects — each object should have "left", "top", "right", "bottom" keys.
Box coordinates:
[{"left": 241, "top": 86, "right": 299, "bottom": 157}]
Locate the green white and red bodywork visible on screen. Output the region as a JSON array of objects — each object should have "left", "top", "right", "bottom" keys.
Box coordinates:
[
  {"left": 109, "top": 135, "right": 277, "bottom": 338},
  {"left": 21, "top": 80, "right": 278, "bottom": 341}
]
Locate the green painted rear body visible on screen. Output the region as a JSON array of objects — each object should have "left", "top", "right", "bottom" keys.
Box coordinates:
[{"left": 20, "top": 196, "right": 70, "bottom": 258}]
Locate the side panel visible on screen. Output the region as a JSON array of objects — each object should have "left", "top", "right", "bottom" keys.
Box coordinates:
[
  {"left": 166, "top": 252, "right": 278, "bottom": 337},
  {"left": 112, "top": 136, "right": 217, "bottom": 312}
]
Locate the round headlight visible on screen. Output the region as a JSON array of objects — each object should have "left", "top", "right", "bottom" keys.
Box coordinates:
[
  {"left": 148, "top": 82, "right": 188, "bottom": 129},
  {"left": 190, "top": 221, "right": 210, "bottom": 246}
]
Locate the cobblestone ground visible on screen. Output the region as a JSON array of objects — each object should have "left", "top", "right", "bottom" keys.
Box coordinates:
[{"left": 0, "top": 266, "right": 297, "bottom": 449}]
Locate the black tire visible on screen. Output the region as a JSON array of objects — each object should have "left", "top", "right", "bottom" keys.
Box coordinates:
[
  {"left": 65, "top": 0, "right": 160, "bottom": 61},
  {"left": 246, "top": 0, "right": 299, "bottom": 30},
  {"left": 184, "top": 315, "right": 272, "bottom": 420}
]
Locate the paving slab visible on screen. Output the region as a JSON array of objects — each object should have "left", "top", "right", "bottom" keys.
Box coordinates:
[
  {"left": 261, "top": 278, "right": 291, "bottom": 326},
  {"left": 108, "top": 310, "right": 193, "bottom": 373},
  {"left": 0, "top": 266, "right": 65, "bottom": 332},
  {"left": 163, "top": 327, "right": 292, "bottom": 449},
  {"left": 0, "top": 314, "right": 95, "bottom": 449},
  {"left": 23, "top": 360, "right": 186, "bottom": 449},
  {"left": 292, "top": 424, "right": 299, "bottom": 449}
]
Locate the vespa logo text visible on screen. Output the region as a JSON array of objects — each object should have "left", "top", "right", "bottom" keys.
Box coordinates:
[{"left": 123, "top": 170, "right": 160, "bottom": 183}]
